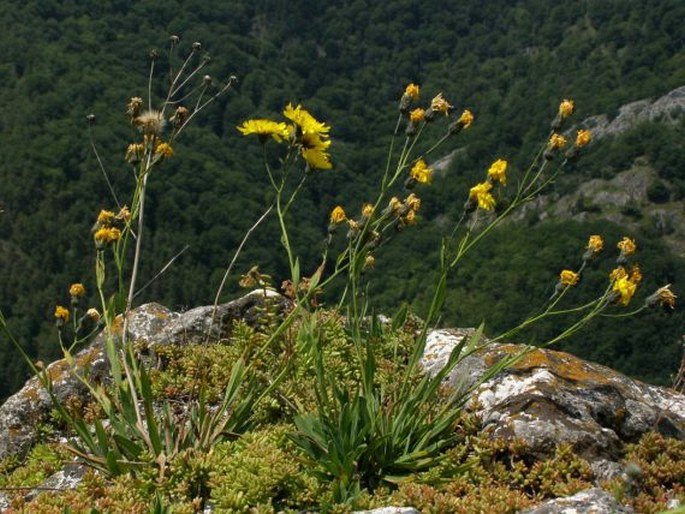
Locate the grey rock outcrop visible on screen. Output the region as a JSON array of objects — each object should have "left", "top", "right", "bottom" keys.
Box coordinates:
[
  {"left": 422, "top": 329, "right": 685, "bottom": 462},
  {"left": 520, "top": 487, "right": 633, "bottom": 514}
]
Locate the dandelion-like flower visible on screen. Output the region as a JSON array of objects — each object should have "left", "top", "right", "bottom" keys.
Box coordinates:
[
  {"left": 587, "top": 235, "right": 604, "bottom": 254},
  {"left": 575, "top": 129, "right": 592, "bottom": 148},
  {"left": 134, "top": 110, "right": 165, "bottom": 135},
  {"left": 469, "top": 182, "right": 496, "bottom": 211},
  {"left": 405, "top": 193, "right": 421, "bottom": 212},
  {"left": 86, "top": 308, "right": 101, "bottom": 322},
  {"left": 410, "top": 159, "right": 432, "bottom": 184},
  {"left": 629, "top": 265, "right": 643, "bottom": 285},
  {"left": 54, "top": 305, "right": 70, "bottom": 325},
  {"left": 609, "top": 267, "right": 627, "bottom": 282},
  {"left": 645, "top": 284, "right": 677, "bottom": 310},
  {"left": 330, "top": 206, "right": 346, "bottom": 224},
  {"left": 125, "top": 143, "right": 145, "bottom": 163},
  {"left": 617, "top": 237, "right": 637, "bottom": 257},
  {"left": 155, "top": 142, "right": 174, "bottom": 158},
  {"left": 283, "top": 103, "right": 330, "bottom": 136},
  {"left": 237, "top": 119, "right": 290, "bottom": 143},
  {"left": 69, "top": 283, "right": 86, "bottom": 298},
  {"left": 97, "top": 210, "right": 116, "bottom": 226},
  {"left": 457, "top": 109, "right": 474, "bottom": 129},
  {"left": 559, "top": 270, "right": 580, "bottom": 286},
  {"left": 364, "top": 255, "right": 376, "bottom": 269},
  {"left": 388, "top": 197, "right": 405, "bottom": 216},
  {"left": 402, "top": 209, "right": 417, "bottom": 226},
  {"left": 612, "top": 276, "right": 637, "bottom": 306},
  {"left": 559, "top": 99, "right": 574, "bottom": 119},
  {"left": 409, "top": 108, "right": 425, "bottom": 123},
  {"left": 361, "top": 203, "right": 375, "bottom": 218},
  {"left": 430, "top": 92, "right": 452, "bottom": 116},
  {"left": 94, "top": 227, "right": 122, "bottom": 245},
  {"left": 548, "top": 133, "right": 567, "bottom": 150},
  {"left": 301, "top": 148, "right": 332, "bottom": 170},
  {"left": 404, "top": 83, "right": 420, "bottom": 101},
  {"left": 487, "top": 159, "right": 508, "bottom": 185}
]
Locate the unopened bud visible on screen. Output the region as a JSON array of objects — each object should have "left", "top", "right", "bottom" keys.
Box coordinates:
[{"left": 192, "top": 41, "right": 202, "bottom": 52}]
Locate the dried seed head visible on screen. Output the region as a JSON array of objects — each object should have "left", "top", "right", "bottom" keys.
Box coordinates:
[{"left": 192, "top": 41, "right": 202, "bottom": 52}]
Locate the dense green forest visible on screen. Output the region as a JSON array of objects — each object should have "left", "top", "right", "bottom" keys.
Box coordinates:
[{"left": 0, "top": 0, "right": 684, "bottom": 398}]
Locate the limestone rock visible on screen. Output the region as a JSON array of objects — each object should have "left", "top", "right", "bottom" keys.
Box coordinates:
[
  {"left": 0, "top": 291, "right": 284, "bottom": 461},
  {"left": 520, "top": 487, "right": 633, "bottom": 514},
  {"left": 425, "top": 331, "right": 685, "bottom": 461}
]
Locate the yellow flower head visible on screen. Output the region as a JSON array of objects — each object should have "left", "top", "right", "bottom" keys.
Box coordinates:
[
  {"left": 648, "top": 284, "right": 677, "bottom": 310},
  {"left": 430, "top": 92, "right": 452, "bottom": 116},
  {"left": 302, "top": 148, "right": 332, "bottom": 170},
  {"left": 404, "top": 83, "right": 420, "bottom": 101},
  {"left": 283, "top": 103, "right": 330, "bottom": 136},
  {"left": 405, "top": 193, "right": 421, "bottom": 212},
  {"left": 125, "top": 143, "right": 145, "bottom": 162},
  {"left": 587, "top": 235, "right": 604, "bottom": 254},
  {"left": 403, "top": 209, "right": 417, "bottom": 225},
  {"left": 617, "top": 237, "right": 637, "bottom": 257},
  {"left": 469, "top": 182, "right": 496, "bottom": 211},
  {"left": 410, "top": 159, "right": 432, "bottom": 184},
  {"left": 54, "top": 305, "right": 70, "bottom": 324},
  {"left": 457, "top": 109, "right": 474, "bottom": 129},
  {"left": 548, "top": 133, "right": 567, "bottom": 150},
  {"left": 97, "top": 209, "right": 116, "bottom": 226},
  {"left": 409, "top": 108, "right": 426, "bottom": 123},
  {"left": 559, "top": 269, "right": 580, "bottom": 286},
  {"left": 613, "top": 276, "right": 637, "bottom": 306},
  {"left": 610, "top": 267, "right": 628, "bottom": 282},
  {"left": 629, "top": 265, "right": 643, "bottom": 285},
  {"left": 237, "top": 119, "right": 291, "bottom": 143},
  {"left": 487, "top": 159, "right": 508, "bottom": 185},
  {"left": 559, "top": 99, "right": 574, "bottom": 119},
  {"left": 364, "top": 255, "right": 376, "bottom": 269},
  {"left": 576, "top": 129, "right": 592, "bottom": 148},
  {"left": 330, "top": 206, "right": 346, "bottom": 224},
  {"left": 155, "top": 142, "right": 174, "bottom": 158},
  {"left": 94, "top": 227, "right": 122, "bottom": 245},
  {"left": 69, "top": 283, "right": 86, "bottom": 298},
  {"left": 389, "top": 196, "right": 404, "bottom": 215},
  {"left": 361, "top": 203, "right": 375, "bottom": 218}
]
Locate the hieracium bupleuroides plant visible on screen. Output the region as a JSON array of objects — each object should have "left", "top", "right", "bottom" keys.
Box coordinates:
[{"left": 0, "top": 38, "right": 679, "bottom": 511}]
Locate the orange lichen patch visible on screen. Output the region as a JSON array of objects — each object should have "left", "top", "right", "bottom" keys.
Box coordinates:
[{"left": 484, "top": 344, "right": 619, "bottom": 385}]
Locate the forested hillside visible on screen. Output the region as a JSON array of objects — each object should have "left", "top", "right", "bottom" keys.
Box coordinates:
[{"left": 1, "top": 0, "right": 684, "bottom": 398}]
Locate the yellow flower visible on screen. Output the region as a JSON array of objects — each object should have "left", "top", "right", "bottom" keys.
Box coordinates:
[
  {"left": 575, "top": 129, "right": 592, "bottom": 148},
  {"left": 405, "top": 193, "right": 421, "bottom": 212},
  {"left": 410, "top": 159, "right": 432, "bottom": 184},
  {"left": 559, "top": 270, "right": 580, "bottom": 286},
  {"left": 302, "top": 148, "right": 332, "bottom": 170},
  {"left": 403, "top": 209, "right": 417, "bottom": 225},
  {"left": 404, "top": 83, "right": 420, "bottom": 101},
  {"left": 548, "top": 133, "right": 567, "bottom": 150},
  {"left": 389, "top": 196, "right": 404, "bottom": 215},
  {"left": 125, "top": 143, "right": 145, "bottom": 162},
  {"left": 457, "top": 109, "right": 474, "bottom": 129},
  {"left": 409, "top": 108, "right": 426, "bottom": 123},
  {"left": 94, "top": 227, "right": 122, "bottom": 245},
  {"left": 364, "top": 255, "right": 376, "bottom": 269},
  {"left": 69, "top": 283, "right": 86, "bottom": 298},
  {"left": 629, "top": 265, "right": 643, "bottom": 285},
  {"left": 587, "top": 235, "right": 604, "bottom": 253},
  {"left": 487, "top": 159, "right": 508, "bottom": 185},
  {"left": 155, "top": 142, "right": 174, "bottom": 158},
  {"left": 430, "top": 92, "right": 452, "bottom": 115},
  {"left": 237, "top": 119, "right": 291, "bottom": 143},
  {"left": 361, "top": 203, "right": 375, "bottom": 218},
  {"left": 330, "top": 206, "right": 346, "bottom": 224},
  {"left": 469, "top": 182, "right": 496, "bottom": 211},
  {"left": 609, "top": 267, "right": 627, "bottom": 282},
  {"left": 646, "top": 284, "right": 677, "bottom": 310},
  {"left": 613, "top": 276, "right": 637, "bottom": 306},
  {"left": 283, "top": 103, "right": 330, "bottom": 136},
  {"left": 559, "top": 99, "right": 574, "bottom": 119},
  {"left": 54, "top": 305, "right": 70, "bottom": 324},
  {"left": 617, "top": 237, "right": 637, "bottom": 257},
  {"left": 97, "top": 209, "right": 116, "bottom": 226}
]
